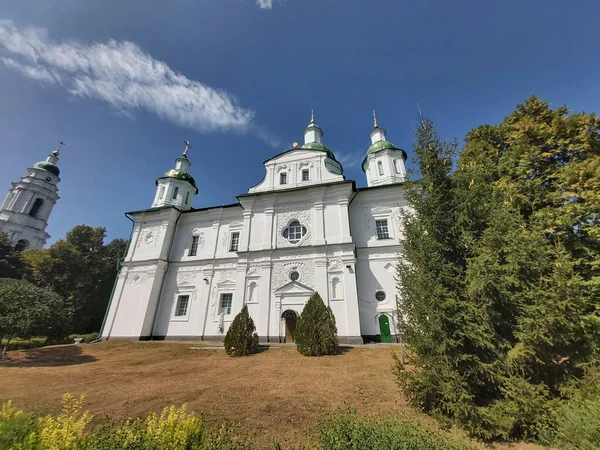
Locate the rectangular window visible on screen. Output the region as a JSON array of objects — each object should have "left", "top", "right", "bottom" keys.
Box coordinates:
[
  {"left": 229, "top": 232, "right": 240, "bottom": 252},
  {"left": 175, "top": 295, "right": 189, "bottom": 316},
  {"left": 158, "top": 186, "right": 165, "bottom": 199},
  {"left": 375, "top": 219, "right": 390, "bottom": 240},
  {"left": 378, "top": 161, "right": 384, "bottom": 176},
  {"left": 280, "top": 172, "right": 287, "bottom": 185},
  {"left": 189, "top": 235, "right": 199, "bottom": 256},
  {"left": 302, "top": 169, "right": 309, "bottom": 181},
  {"left": 219, "top": 293, "right": 233, "bottom": 315},
  {"left": 185, "top": 191, "right": 190, "bottom": 204},
  {"left": 172, "top": 187, "right": 179, "bottom": 199},
  {"left": 394, "top": 159, "right": 400, "bottom": 174}
]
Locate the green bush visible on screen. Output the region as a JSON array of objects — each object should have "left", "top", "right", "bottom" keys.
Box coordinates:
[
  {"left": 68, "top": 332, "right": 100, "bottom": 343},
  {"left": 224, "top": 305, "right": 259, "bottom": 357},
  {"left": 295, "top": 292, "right": 338, "bottom": 356},
  {"left": 319, "top": 410, "right": 479, "bottom": 450}
]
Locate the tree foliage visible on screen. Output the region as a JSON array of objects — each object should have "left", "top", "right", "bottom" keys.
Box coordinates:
[
  {"left": 396, "top": 97, "right": 600, "bottom": 441},
  {"left": 223, "top": 305, "right": 259, "bottom": 356},
  {"left": 21, "top": 225, "right": 126, "bottom": 335},
  {"left": 0, "top": 278, "right": 69, "bottom": 358},
  {"left": 295, "top": 292, "right": 339, "bottom": 356},
  {"left": 0, "top": 233, "right": 24, "bottom": 280}
]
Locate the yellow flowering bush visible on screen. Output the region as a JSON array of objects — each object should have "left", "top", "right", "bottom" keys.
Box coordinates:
[{"left": 38, "top": 393, "right": 92, "bottom": 450}]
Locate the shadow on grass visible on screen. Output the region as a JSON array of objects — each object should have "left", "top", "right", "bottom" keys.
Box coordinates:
[{"left": 0, "top": 344, "right": 97, "bottom": 368}]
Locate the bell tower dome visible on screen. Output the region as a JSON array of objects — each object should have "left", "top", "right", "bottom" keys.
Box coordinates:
[
  {"left": 0, "top": 144, "right": 63, "bottom": 250},
  {"left": 362, "top": 111, "right": 407, "bottom": 187},
  {"left": 152, "top": 141, "right": 198, "bottom": 210}
]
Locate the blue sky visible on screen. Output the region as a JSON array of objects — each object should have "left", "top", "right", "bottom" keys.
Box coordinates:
[{"left": 0, "top": 0, "right": 599, "bottom": 244}]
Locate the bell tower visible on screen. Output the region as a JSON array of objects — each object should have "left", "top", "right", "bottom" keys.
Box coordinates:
[{"left": 0, "top": 144, "right": 62, "bottom": 250}]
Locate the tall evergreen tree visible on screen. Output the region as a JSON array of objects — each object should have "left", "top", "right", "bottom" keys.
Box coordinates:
[{"left": 398, "top": 96, "right": 600, "bottom": 440}]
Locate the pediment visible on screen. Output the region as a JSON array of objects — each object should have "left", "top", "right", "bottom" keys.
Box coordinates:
[
  {"left": 217, "top": 279, "right": 236, "bottom": 287},
  {"left": 273, "top": 280, "right": 314, "bottom": 295}
]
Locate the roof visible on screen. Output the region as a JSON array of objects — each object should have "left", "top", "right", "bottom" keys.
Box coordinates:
[
  {"left": 33, "top": 161, "right": 60, "bottom": 177},
  {"left": 361, "top": 140, "right": 408, "bottom": 172}
]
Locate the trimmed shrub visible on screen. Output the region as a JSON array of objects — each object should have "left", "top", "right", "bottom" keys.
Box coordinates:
[
  {"left": 224, "top": 305, "right": 259, "bottom": 356},
  {"left": 295, "top": 292, "right": 339, "bottom": 356},
  {"left": 319, "top": 410, "right": 479, "bottom": 450}
]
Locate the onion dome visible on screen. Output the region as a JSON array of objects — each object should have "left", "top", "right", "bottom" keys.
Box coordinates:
[{"left": 33, "top": 148, "right": 61, "bottom": 176}]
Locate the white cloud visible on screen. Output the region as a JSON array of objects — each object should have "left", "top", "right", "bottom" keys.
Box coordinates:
[
  {"left": 0, "top": 20, "right": 256, "bottom": 134},
  {"left": 256, "top": 0, "right": 286, "bottom": 9},
  {"left": 336, "top": 150, "right": 363, "bottom": 170}
]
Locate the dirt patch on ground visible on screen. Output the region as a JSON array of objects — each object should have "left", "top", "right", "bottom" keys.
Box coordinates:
[{"left": 0, "top": 342, "right": 404, "bottom": 447}]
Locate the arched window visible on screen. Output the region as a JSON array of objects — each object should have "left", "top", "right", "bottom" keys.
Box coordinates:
[
  {"left": 282, "top": 221, "right": 307, "bottom": 244},
  {"left": 172, "top": 187, "right": 179, "bottom": 200},
  {"left": 14, "top": 239, "right": 28, "bottom": 251},
  {"left": 29, "top": 198, "right": 44, "bottom": 218},
  {"left": 248, "top": 281, "right": 257, "bottom": 303},
  {"left": 331, "top": 277, "right": 342, "bottom": 299},
  {"left": 378, "top": 161, "right": 384, "bottom": 176},
  {"left": 158, "top": 186, "right": 165, "bottom": 199}
]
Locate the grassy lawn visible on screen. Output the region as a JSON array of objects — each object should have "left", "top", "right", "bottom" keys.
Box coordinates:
[
  {"left": 0, "top": 342, "right": 542, "bottom": 449},
  {"left": 0, "top": 341, "right": 405, "bottom": 447}
]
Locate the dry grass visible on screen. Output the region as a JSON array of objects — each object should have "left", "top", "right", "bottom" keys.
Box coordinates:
[
  {"left": 0, "top": 341, "right": 543, "bottom": 449},
  {"left": 0, "top": 342, "right": 404, "bottom": 447}
]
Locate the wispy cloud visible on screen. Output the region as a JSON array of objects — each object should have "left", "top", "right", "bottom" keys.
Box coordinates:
[
  {"left": 336, "top": 150, "right": 363, "bottom": 170},
  {"left": 0, "top": 20, "right": 259, "bottom": 136},
  {"left": 256, "top": 0, "right": 286, "bottom": 10}
]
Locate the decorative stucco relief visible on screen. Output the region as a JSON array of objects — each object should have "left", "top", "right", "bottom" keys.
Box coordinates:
[
  {"left": 327, "top": 259, "right": 343, "bottom": 272},
  {"left": 125, "top": 273, "right": 147, "bottom": 285},
  {"left": 272, "top": 260, "right": 315, "bottom": 289},
  {"left": 363, "top": 213, "right": 373, "bottom": 232},
  {"left": 136, "top": 223, "right": 168, "bottom": 248}
]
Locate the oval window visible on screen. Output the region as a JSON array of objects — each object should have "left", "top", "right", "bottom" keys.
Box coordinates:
[
  {"left": 375, "top": 290, "right": 387, "bottom": 302},
  {"left": 290, "top": 271, "right": 300, "bottom": 281},
  {"left": 282, "top": 221, "right": 307, "bottom": 244}
]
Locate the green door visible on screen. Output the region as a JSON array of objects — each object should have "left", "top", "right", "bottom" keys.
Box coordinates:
[{"left": 379, "top": 315, "right": 392, "bottom": 343}]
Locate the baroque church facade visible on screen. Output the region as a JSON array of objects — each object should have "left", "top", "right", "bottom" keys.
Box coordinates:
[
  {"left": 102, "top": 114, "right": 409, "bottom": 344},
  {"left": 0, "top": 148, "right": 62, "bottom": 250}
]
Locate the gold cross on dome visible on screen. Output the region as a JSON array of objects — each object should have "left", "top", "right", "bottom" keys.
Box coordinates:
[{"left": 183, "top": 140, "right": 191, "bottom": 156}]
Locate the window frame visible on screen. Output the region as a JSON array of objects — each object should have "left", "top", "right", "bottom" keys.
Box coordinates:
[
  {"left": 375, "top": 290, "right": 387, "bottom": 302},
  {"left": 282, "top": 220, "right": 307, "bottom": 244},
  {"left": 185, "top": 191, "right": 190, "bottom": 204},
  {"left": 219, "top": 293, "right": 233, "bottom": 315},
  {"left": 172, "top": 293, "right": 192, "bottom": 321},
  {"left": 280, "top": 172, "right": 287, "bottom": 185},
  {"left": 375, "top": 219, "right": 390, "bottom": 240},
  {"left": 301, "top": 169, "right": 309, "bottom": 181},
  {"left": 172, "top": 186, "right": 179, "bottom": 200},
  {"left": 158, "top": 185, "right": 165, "bottom": 199},
  {"left": 378, "top": 161, "right": 384, "bottom": 176},
  {"left": 189, "top": 235, "right": 199, "bottom": 256},
  {"left": 229, "top": 231, "right": 240, "bottom": 252}
]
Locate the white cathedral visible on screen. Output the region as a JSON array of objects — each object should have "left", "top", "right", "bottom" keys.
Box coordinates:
[
  {"left": 101, "top": 113, "right": 409, "bottom": 344},
  {"left": 0, "top": 113, "right": 410, "bottom": 345}
]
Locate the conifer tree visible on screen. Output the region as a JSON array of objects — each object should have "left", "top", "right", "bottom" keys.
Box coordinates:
[
  {"left": 224, "top": 305, "right": 259, "bottom": 356},
  {"left": 295, "top": 292, "right": 338, "bottom": 356}
]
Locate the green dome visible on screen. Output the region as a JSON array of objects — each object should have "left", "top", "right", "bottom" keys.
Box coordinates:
[
  {"left": 300, "top": 141, "right": 338, "bottom": 161},
  {"left": 362, "top": 140, "right": 408, "bottom": 172},
  {"left": 157, "top": 169, "right": 198, "bottom": 194},
  {"left": 33, "top": 161, "right": 60, "bottom": 177},
  {"left": 366, "top": 140, "right": 405, "bottom": 156}
]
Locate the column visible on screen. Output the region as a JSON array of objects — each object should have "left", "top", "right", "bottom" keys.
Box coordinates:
[
  {"left": 338, "top": 199, "right": 352, "bottom": 243},
  {"left": 341, "top": 257, "right": 362, "bottom": 344}
]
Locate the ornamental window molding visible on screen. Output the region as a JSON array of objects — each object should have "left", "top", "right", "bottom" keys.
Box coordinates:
[{"left": 277, "top": 210, "right": 311, "bottom": 248}]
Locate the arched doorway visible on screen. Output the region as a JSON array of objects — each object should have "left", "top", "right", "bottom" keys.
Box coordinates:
[
  {"left": 378, "top": 315, "right": 392, "bottom": 343},
  {"left": 14, "top": 239, "right": 29, "bottom": 252},
  {"left": 282, "top": 310, "right": 297, "bottom": 343}
]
